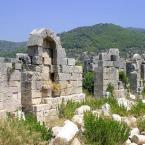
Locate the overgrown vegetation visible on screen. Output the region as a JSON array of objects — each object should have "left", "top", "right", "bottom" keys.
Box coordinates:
[
  {"left": 141, "top": 86, "right": 145, "bottom": 98},
  {"left": 137, "top": 118, "right": 145, "bottom": 132},
  {"left": 119, "top": 70, "right": 129, "bottom": 88},
  {"left": 106, "top": 83, "right": 114, "bottom": 97},
  {"left": 129, "top": 100, "right": 145, "bottom": 117},
  {"left": 59, "top": 100, "right": 80, "bottom": 119},
  {"left": 0, "top": 114, "right": 52, "bottom": 145},
  {"left": 83, "top": 112, "right": 130, "bottom": 145},
  {"left": 83, "top": 71, "right": 94, "bottom": 94},
  {"left": 58, "top": 97, "right": 128, "bottom": 119}
]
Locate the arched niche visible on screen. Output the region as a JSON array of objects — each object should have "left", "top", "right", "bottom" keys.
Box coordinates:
[{"left": 42, "top": 36, "right": 56, "bottom": 65}]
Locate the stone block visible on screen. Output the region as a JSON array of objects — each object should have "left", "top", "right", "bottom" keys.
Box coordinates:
[
  {"left": 99, "top": 53, "right": 110, "bottom": 61},
  {"left": 43, "top": 56, "right": 52, "bottom": 65},
  {"left": 61, "top": 65, "right": 73, "bottom": 73},
  {"left": 35, "top": 66, "right": 43, "bottom": 72},
  {"left": 55, "top": 73, "right": 71, "bottom": 81},
  {"left": 55, "top": 58, "right": 68, "bottom": 65},
  {"left": 72, "top": 87, "right": 82, "bottom": 94},
  {"left": 103, "top": 61, "right": 114, "bottom": 67},
  {"left": 32, "top": 72, "right": 41, "bottom": 81},
  {"left": 59, "top": 81, "right": 68, "bottom": 89},
  {"left": 67, "top": 58, "right": 76, "bottom": 66},
  {"left": 32, "top": 56, "right": 42, "bottom": 65},
  {"left": 31, "top": 89, "right": 42, "bottom": 98},
  {"left": 73, "top": 66, "right": 82, "bottom": 73},
  {"left": 33, "top": 104, "right": 51, "bottom": 112},
  {"left": 9, "top": 70, "right": 21, "bottom": 81},
  {"left": 14, "top": 63, "right": 22, "bottom": 70},
  {"left": 71, "top": 73, "right": 82, "bottom": 81},
  {"left": 32, "top": 98, "right": 42, "bottom": 105}
]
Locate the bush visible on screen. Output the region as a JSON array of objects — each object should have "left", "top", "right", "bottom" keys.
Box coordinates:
[
  {"left": 137, "top": 118, "right": 145, "bottom": 132},
  {"left": 58, "top": 100, "right": 81, "bottom": 119},
  {"left": 106, "top": 83, "right": 114, "bottom": 96},
  {"left": 83, "top": 112, "right": 130, "bottom": 145},
  {"left": 0, "top": 114, "right": 52, "bottom": 145},
  {"left": 119, "top": 70, "right": 129, "bottom": 88},
  {"left": 107, "top": 97, "right": 128, "bottom": 116},
  {"left": 141, "top": 86, "right": 145, "bottom": 98},
  {"left": 24, "top": 113, "right": 53, "bottom": 141},
  {"left": 129, "top": 100, "right": 145, "bottom": 117},
  {"left": 83, "top": 71, "right": 94, "bottom": 94},
  {"left": 58, "top": 96, "right": 129, "bottom": 120}
]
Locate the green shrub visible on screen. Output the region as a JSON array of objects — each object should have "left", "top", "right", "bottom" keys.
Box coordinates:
[
  {"left": 107, "top": 97, "right": 128, "bottom": 116},
  {"left": 24, "top": 113, "right": 53, "bottom": 141},
  {"left": 119, "top": 70, "right": 129, "bottom": 89},
  {"left": 129, "top": 100, "right": 145, "bottom": 117},
  {"left": 137, "top": 118, "right": 145, "bottom": 132},
  {"left": 58, "top": 97, "right": 129, "bottom": 120},
  {"left": 0, "top": 114, "right": 52, "bottom": 145},
  {"left": 83, "top": 112, "right": 130, "bottom": 145},
  {"left": 141, "top": 86, "right": 145, "bottom": 98},
  {"left": 106, "top": 83, "right": 114, "bottom": 97},
  {"left": 58, "top": 100, "right": 81, "bottom": 119},
  {"left": 83, "top": 71, "right": 94, "bottom": 94}
]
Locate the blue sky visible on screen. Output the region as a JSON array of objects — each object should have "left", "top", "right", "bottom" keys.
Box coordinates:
[{"left": 0, "top": 0, "right": 145, "bottom": 41}]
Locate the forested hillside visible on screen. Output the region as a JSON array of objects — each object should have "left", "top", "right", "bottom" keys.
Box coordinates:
[
  {"left": 0, "top": 23, "right": 145, "bottom": 58},
  {"left": 59, "top": 23, "right": 145, "bottom": 58}
]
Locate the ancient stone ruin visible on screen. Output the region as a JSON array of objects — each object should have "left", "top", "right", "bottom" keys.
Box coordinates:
[
  {"left": 0, "top": 28, "right": 85, "bottom": 122},
  {"left": 84, "top": 48, "right": 145, "bottom": 98},
  {"left": 94, "top": 48, "right": 126, "bottom": 98}
]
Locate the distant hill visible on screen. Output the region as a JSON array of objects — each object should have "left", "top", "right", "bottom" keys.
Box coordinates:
[
  {"left": 0, "top": 40, "right": 27, "bottom": 57},
  {"left": 0, "top": 23, "right": 145, "bottom": 58},
  {"left": 0, "top": 40, "right": 26, "bottom": 51},
  {"left": 59, "top": 23, "right": 145, "bottom": 58},
  {"left": 127, "top": 27, "right": 145, "bottom": 34}
]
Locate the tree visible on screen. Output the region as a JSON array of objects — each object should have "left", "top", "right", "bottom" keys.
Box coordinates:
[{"left": 83, "top": 71, "right": 94, "bottom": 94}]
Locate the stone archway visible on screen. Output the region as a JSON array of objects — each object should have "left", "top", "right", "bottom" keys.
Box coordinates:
[{"left": 42, "top": 36, "right": 56, "bottom": 66}]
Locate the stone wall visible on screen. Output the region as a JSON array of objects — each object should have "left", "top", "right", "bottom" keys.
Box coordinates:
[
  {"left": 0, "top": 28, "right": 85, "bottom": 123},
  {"left": 0, "top": 59, "right": 21, "bottom": 118},
  {"left": 94, "top": 48, "right": 126, "bottom": 98}
]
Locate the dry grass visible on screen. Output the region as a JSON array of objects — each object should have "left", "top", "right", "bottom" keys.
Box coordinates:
[{"left": 0, "top": 116, "right": 51, "bottom": 145}]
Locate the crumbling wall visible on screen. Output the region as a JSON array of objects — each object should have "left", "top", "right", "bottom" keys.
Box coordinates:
[
  {"left": 94, "top": 48, "right": 126, "bottom": 98},
  {"left": 0, "top": 59, "right": 21, "bottom": 118},
  {"left": 21, "top": 28, "right": 84, "bottom": 122}
]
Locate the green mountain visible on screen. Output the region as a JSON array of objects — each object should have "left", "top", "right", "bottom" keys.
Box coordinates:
[
  {"left": 0, "top": 23, "right": 145, "bottom": 58},
  {"left": 59, "top": 23, "right": 145, "bottom": 57},
  {"left": 127, "top": 27, "right": 145, "bottom": 34}
]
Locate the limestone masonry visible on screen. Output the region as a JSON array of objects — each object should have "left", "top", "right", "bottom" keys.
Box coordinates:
[
  {"left": 0, "top": 28, "right": 85, "bottom": 122},
  {"left": 0, "top": 28, "right": 145, "bottom": 123},
  {"left": 84, "top": 48, "right": 145, "bottom": 98}
]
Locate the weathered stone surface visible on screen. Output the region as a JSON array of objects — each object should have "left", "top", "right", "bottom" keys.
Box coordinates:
[
  {"left": 0, "top": 28, "right": 83, "bottom": 123},
  {"left": 112, "top": 114, "right": 121, "bottom": 122},
  {"left": 52, "top": 126, "right": 63, "bottom": 137},
  {"left": 122, "top": 139, "right": 131, "bottom": 145},
  {"left": 67, "top": 58, "right": 76, "bottom": 66},
  {"left": 72, "top": 114, "right": 84, "bottom": 127},
  {"left": 131, "top": 134, "right": 145, "bottom": 144},
  {"left": 53, "top": 120, "right": 79, "bottom": 145},
  {"left": 101, "top": 103, "right": 111, "bottom": 116},
  {"left": 75, "top": 105, "right": 91, "bottom": 115},
  {"left": 122, "top": 116, "right": 137, "bottom": 128},
  {"left": 129, "top": 128, "right": 140, "bottom": 138},
  {"left": 70, "top": 138, "right": 82, "bottom": 145}
]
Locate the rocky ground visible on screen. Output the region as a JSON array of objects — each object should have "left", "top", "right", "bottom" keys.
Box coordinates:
[{"left": 48, "top": 95, "right": 145, "bottom": 145}]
